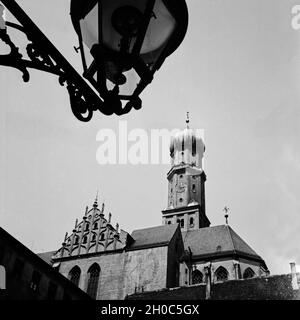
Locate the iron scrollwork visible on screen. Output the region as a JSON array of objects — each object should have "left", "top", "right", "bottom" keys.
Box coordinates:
[{"left": 0, "top": 0, "right": 137, "bottom": 121}]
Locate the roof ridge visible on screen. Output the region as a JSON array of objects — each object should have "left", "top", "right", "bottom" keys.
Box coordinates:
[
  {"left": 131, "top": 224, "right": 177, "bottom": 233},
  {"left": 226, "top": 225, "right": 237, "bottom": 255},
  {"left": 227, "top": 226, "right": 261, "bottom": 258}
]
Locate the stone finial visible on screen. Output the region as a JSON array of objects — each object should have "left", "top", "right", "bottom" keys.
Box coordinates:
[
  {"left": 75, "top": 218, "right": 78, "bottom": 228},
  {"left": 64, "top": 232, "right": 68, "bottom": 242},
  {"left": 116, "top": 223, "right": 119, "bottom": 233},
  {"left": 85, "top": 206, "right": 89, "bottom": 214},
  {"left": 108, "top": 212, "right": 112, "bottom": 224}
]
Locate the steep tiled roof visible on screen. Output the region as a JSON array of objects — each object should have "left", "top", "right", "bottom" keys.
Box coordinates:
[
  {"left": 182, "top": 225, "right": 264, "bottom": 262},
  {"left": 129, "top": 224, "right": 179, "bottom": 250},
  {"left": 37, "top": 251, "right": 56, "bottom": 265}
]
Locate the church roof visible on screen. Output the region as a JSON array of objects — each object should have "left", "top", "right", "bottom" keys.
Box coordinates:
[
  {"left": 37, "top": 251, "right": 56, "bottom": 265},
  {"left": 182, "top": 225, "right": 265, "bottom": 263},
  {"left": 128, "top": 224, "right": 179, "bottom": 251}
]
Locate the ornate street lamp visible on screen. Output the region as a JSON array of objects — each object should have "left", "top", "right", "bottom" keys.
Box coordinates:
[{"left": 0, "top": 0, "right": 188, "bottom": 121}]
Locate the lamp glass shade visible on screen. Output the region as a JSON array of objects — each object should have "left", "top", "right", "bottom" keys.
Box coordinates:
[{"left": 79, "top": 0, "right": 176, "bottom": 57}]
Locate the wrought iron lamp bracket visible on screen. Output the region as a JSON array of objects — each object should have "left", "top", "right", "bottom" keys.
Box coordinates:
[{"left": 0, "top": 0, "right": 137, "bottom": 121}]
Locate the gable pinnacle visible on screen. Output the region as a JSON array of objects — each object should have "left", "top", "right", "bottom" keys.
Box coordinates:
[
  {"left": 93, "top": 189, "right": 99, "bottom": 208},
  {"left": 186, "top": 111, "right": 190, "bottom": 129}
]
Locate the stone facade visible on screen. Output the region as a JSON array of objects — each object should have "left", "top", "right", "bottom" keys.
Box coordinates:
[{"left": 53, "top": 224, "right": 184, "bottom": 300}]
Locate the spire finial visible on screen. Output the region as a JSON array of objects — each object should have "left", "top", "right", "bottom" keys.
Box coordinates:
[
  {"left": 223, "top": 206, "right": 229, "bottom": 224},
  {"left": 93, "top": 189, "right": 99, "bottom": 208},
  {"left": 186, "top": 112, "right": 190, "bottom": 129},
  {"left": 108, "top": 212, "right": 112, "bottom": 224}
]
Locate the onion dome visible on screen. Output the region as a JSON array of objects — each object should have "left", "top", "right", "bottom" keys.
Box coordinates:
[{"left": 170, "top": 114, "right": 205, "bottom": 168}]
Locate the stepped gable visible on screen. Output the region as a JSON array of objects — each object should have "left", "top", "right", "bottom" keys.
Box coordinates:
[{"left": 52, "top": 197, "right": 130, "bottom": 260}]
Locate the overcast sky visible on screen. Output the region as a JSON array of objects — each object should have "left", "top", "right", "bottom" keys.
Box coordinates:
[{"left": 1, "top": 0, "right": 300, "bottom": 275}]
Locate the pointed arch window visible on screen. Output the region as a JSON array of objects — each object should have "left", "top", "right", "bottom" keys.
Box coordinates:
[
  {"left": 91, "top": 234, "right": 96, "bottom": 242},
  {"left": 192, "top": 269, "right": 203, "bottom": 284},
  {"left": 100, "top": 233, "right": 105, "bottom": 241},
  {"left": 82, "top": 236, "right": 87, "bottom": 244},
  {"left": 74, "top": 235, "right": 79, "bottom": 245},
  {"left": 243, "top": 267, "right": 255, "bottom": 279},
  {"left": 215, "top": 266, "right": 228, "bottom": 282},
  {"left": 68, "top": 266, "right": 81, "bottom": 287},
  {"left": 93, "top": 222, "right": 98, "bottom": 230},
  {"left": 85, "top": 223, "right": 89, "bottom": 231},
  {"left": 86, "top": 263, "right": 100, "bottom": 299}
]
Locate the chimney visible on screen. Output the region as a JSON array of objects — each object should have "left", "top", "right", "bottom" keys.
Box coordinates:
[{"left": 290, "top": 262, "right": 299, "bottom": 290}]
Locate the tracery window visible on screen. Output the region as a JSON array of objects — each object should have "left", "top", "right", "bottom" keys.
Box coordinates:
[
  {"left": 68, "top": 266, "right": 81, "bottom": 287},
  {"left": 86, "top": 263, "right": 100, "bottom": 299},
  {"left": 215, "top": 266, "right": 229, "bottom": 282},
  {"left": 243, "top": 267, "right": 255, "bottom": 279},
  {"left": 192, "top": 269, "right": 203, "bottom": 284}
]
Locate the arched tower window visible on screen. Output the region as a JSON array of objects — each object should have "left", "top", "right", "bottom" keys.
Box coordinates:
[
  {"left": 86, "top": 263, "right": 100, "bottom": 299},
  {"left": 190, "top": 217, "right": 194, "bottom": 227},
  {"left": 243, "top": 267, "right": 255, "bottom": 279},
  {"left": 91, "top": 234, "right": 96, "bottom": 242},
  {"left": 192, "top": 136, "right": 196, "bottom": 156},
  {"left": 82, "top": 236, "right": 87, "bottom": 244},
  {"left": 85, "top": 223, "right": 89, "bottom": 231},
  {"left": 93, "top": 222, "right": 98, "bottom": 230},
  {"left": 68, "top": 266, "right": 81, "bottom": 287},
  {"left": 215, "top": 266, "right": 229, "bottom": 282},
  {"left": 192, "top": 269, "right": 203, "bottom": 284}
]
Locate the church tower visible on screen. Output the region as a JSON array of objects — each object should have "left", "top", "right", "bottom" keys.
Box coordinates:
[{"left": 162, "top": 114, "right": 210, "bottom": 231}]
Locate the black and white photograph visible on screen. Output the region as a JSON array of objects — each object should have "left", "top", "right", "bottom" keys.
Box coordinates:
[{"left": 0, "top": 0, "right": 300, "bottom": 313}]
